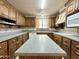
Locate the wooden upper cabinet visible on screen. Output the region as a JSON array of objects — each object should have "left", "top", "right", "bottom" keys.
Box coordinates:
[
  {"left": 25, "top": 17, "right": 36, "bottom": 27},
  {"left": 50, "top": 17, "right": 56, "bottom": 28},
  {"left": 8, "top": 5, "right": 16, "bottom": 21},
  {"left": 0, "top": 0, "right": 9, "bottom": 16},
  {"left": 16, "top": 12, "right": 25, "bottom": 26},
  {"left": 66, "top": 0, "right": 79, "bottom": 15},
  {"left": 0, "top": 0, "right": 16, "bottom": 21}
]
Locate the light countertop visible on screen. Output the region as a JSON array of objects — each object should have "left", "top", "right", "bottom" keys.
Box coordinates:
[
  {"left": 0, "top": 31, "right": 27, "bottom": 42},
  {"left": 15, "top": 33, "right": 66, "bottom": 56},
  {"left": 53, "top": 32, "right": 79, "bottom": 42}
]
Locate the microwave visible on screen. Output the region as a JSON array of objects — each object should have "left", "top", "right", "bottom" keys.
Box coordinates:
[{"left": 67, "top": 12, "right": 79, "bottom": 27}]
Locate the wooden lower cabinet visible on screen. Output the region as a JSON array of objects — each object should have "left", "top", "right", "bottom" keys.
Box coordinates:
[
  {"left": 22, "top": 34, "right": 29, "bottom": 43},
  {"left": 19, "top": 56, "right": 62, "bottom": 59},
  {"left": 8, "top": 38, "right": 17, "bottom": 59},
  {"left": 47, "top": 33, "right": 54, "bottom": 39},
  {"left": 62, "top": 37, "right": 71, "bottom": 59},
  {"left": 0, "top": 41, "right": 8, "bottom": 59},
  {"left": 53, "top": 34, "right": 62, "bottom": 46},
  {"left": 71, "top": 41, "right": 79, "bottom": 59},
  {"left": 17, "top": 36, "right": 23, "bottom": 49}
]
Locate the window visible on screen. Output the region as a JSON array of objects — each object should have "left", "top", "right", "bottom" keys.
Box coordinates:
[{"left": 36, "top": 16, "right": 49, "bottom": 28}]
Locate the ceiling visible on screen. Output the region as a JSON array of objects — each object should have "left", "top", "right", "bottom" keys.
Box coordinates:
[{"left": 7, "top": 0, "right": 68, "bottom": 17}]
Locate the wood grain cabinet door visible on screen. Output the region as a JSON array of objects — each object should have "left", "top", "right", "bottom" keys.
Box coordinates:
[
  {"left": 0, "top": 41, "right": 8, "bottom": 59},
  {"left": 53, "top": 34, "right": 62, "bottom": 46},
  {"left": 62, "top": 38, "right": 71, "bottom": 59},
  {"left": 0, "top": 0, "right": 9, "bottom": 16},
  {"left": 16, "top": 36, "right": 23, "bottom": 49},
  {"left": 8, "top": 38, "right": 17, "bottom": 59},
  {"left": 71, "top": 41, "right": 79, "bottom": 59},
  {"left": 8, "top": 6, "right": 16, "bottom": 21}
]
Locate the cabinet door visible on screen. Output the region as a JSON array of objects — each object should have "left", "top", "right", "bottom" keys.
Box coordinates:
[
  {"left": 8, "top": 38, "right": 17, "bottom": 59},
  {"left": 0, "top": 41, "right": 8, "bottom": 59},
  {"left": 16, "top": 12, "right": 25, "bottom": 26},
  {"left": 66, "top": 0, "right": 77, "bottom": 15},
  {"left": 71, "top": 41, "right": 79, "bottom": 59},
  {"left": 16, "top": 12, "right": 22, "bottom": 25},
  {"left": 8, "top": 6, "right": 16, "bottom": 21},
  {"left": 62, "top": 38, "right": 71, "bottom": 59},
  {"left": 16, "top": 36, "right": 23, "bottom": 49},
  {"left": 0, "top": 0, "right": 9, "bottom": 16},
  {"left": 53, "top": 34, "right": 62, "bottom": 46},
  {"left": 50, "top": 17, "right": 55, "bottom": 28},
  {"left": 30, "top": 19, "right": 35, "bottom": 27}
]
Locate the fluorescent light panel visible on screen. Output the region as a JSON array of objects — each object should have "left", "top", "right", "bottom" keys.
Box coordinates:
[{"left": 41, "top": 0, "right": 46, "bottom": 9}]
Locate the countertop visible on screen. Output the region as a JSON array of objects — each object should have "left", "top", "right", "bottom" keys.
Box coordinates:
[
  {"left": 53, "top": 32, "right": 79, "bottom": 42},
  {"left": 15, "top": 33, "right": 66, "bottom": 56},
  {"left": 0, "top": 31, "right": 27, "bottom": 42}
]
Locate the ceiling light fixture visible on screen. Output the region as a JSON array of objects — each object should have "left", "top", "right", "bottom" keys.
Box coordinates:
[{"left": 41, "top": 0, "right": 46, "bottom": 9}]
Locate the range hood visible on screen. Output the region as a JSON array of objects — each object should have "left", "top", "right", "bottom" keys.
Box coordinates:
[{"left": 56, "top": 11, "right": 66, "bottom": 24}]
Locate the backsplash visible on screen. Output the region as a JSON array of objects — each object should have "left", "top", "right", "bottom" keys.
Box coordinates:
[{"left": 64, "top": 27, "right": 78, "bottom": 33}]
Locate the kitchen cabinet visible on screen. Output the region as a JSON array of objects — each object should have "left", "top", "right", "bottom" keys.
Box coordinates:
[
  {"left": 25, "top": 17, "right": 36, "bottom": 27},
  {"left": 17, "top": 35, "right": 23, "bottom": 49},
  {"left": 22, "top": 34, "right": 29, "bottom": 43},
  {"left": 8, "top": 5, "right": 16, "bottom": 21},
  {"left": 0, "top": 0, "right": 9, "bottom": 17},
  {"left": 47, "top": 33, "right": 54, "bottom": 39},
  {"left": 16, "top": 12, "right": 25, "bottom": 26},
  {"left": 8, "top": 38, "right": 17, "bottom": 59},
  {"left": 66, "top": 0, "right": 79, "bottom": 15},
  {"left": 19, "top": 56, "right": 62, "bottom": 59},
  {"left": 53, "top": 34, "right": 62, "bottom": 46},
  {"left": 7, "top": 33, "right": 29, "bottom": 59},
  {"left": 0, "top": 41, "right": 8, "bottom": 59},
  {"left": 71, "top": 41, "right": 79, "bottom": 59},
  {"left": 50, "top": 17, "right": 56, "bottom": 28},
  {"left": 62, "top": 37, "right": 71, "bottom": 59}
]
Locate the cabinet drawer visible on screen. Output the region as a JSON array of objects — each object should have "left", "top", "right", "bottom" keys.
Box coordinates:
[
  {"left": 54, "top": 35, "right": 62, "bottom": 45},
  {"left": 8, "top": 38, "right": 17, "bottom": 45},
  {"left": 0, "top": 41, "right": 7, "bottom": 51},
  {"left": 71, "top": 46, "right": 79, "bottom": 59},
  {"left": 63, "top": 38, "right": 71, "bottom": 47},
  {"left": 72, "top": 41, "right": 79, "bottom": 50}
]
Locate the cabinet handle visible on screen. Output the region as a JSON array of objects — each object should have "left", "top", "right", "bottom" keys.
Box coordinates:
[
  {"left": 17, "top": 42, "right": 19, "bottom": 44},
  {"left": 0, "top": 56, "right": 3, "bottom": 58},
  {"left": 0, "top": 55, "right": 9, "bottom": 58},
  {"left": 74, "top": 51, "right": 79, "bottom": 56},
  {"left": 75, "top": 45, "right": 79, "bottom": 49},
  {"left": 0, "top": 46, "right": 2, "bottom": 49}
]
